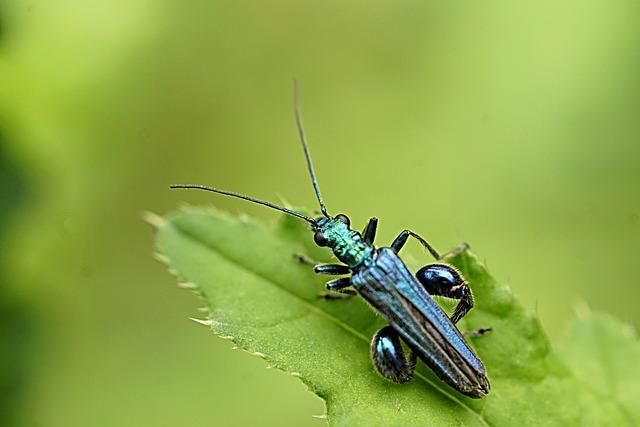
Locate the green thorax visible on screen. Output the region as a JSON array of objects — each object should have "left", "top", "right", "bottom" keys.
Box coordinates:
[{"left": 317, "top": 218, "right": 374, "bottom": 269}]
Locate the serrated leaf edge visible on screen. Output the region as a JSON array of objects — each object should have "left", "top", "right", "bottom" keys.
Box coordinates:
[{"left": 151, "top": 209, "right": 493, "bottom": 426}]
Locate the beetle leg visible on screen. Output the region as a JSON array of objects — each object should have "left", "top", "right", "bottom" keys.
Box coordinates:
[
  {"left": 361, "top": 217, "right": 378, "bottom": 245},
  {"left": 294, "top": 253, "right": 319, "bottom": 265},
  {"left": 390, "top": 230, "right": 440, "bottom": 260},
  {"left": 317, "top": 277, "right": 356, "bottom": 300},
  {"left": 295, "top": 254, "right": 353, "bottom": 299},
  {"left": 464, "top": 327, "right": 492, "bottom": 337},
  {"left": 391, "top": 231, "right": 470, "bottom": 262},
  {"left": 415, "top": 263, "right": 474, "bottom": 324},
  {"left": 371, "top": 326, "right": 416, "bottom": 384},
  {"left": 314, "top": 264, "right": 351, "bottom": 275},
  {"left": 296, "top": 253, "right": 350, "bottom": 275},
  {"left": 294, "top": 254, "right": 351, "bottom": 275},
  {"left": 325, "top": 277, "right": 354, "bottom": 292},
  {"left": 318, "top": 293, "right": 353, "bottom": 300},
  {"left": 438, "top": 242, "right": 470, "bottom": 260}
]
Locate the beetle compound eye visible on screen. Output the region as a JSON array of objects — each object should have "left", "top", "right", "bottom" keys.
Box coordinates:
[
  {"left": 314, "top": 231, "right": 329, "bottom": 247},
  {"left": 335, "top": 214, "right": 350, "bottom": 227}
]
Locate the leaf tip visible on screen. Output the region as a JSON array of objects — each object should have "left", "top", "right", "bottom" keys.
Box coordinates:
[
  {"left": 178, "top": 281, "right": 197, "bottom": 290},
  {"left": 143, "top": 211, "right": 166, "bottom": 228},
  {"left": 152, "top": 252, "right": 169, "bottom": 265},
  {"left": 189, "top": 317, "right": 213, "bottom": 327}
]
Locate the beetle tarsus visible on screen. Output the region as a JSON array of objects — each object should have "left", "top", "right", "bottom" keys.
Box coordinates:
[{"left": 464, "top": 327, "right": 493, "bottom": 337}]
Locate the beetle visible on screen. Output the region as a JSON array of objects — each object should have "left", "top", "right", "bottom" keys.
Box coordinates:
[{"left": 171, "top": 83, "right": 490, "bottom": 398}]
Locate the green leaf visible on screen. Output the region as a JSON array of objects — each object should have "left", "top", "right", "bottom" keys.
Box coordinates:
[
  {"left": 151, "top": 208, "right": 640, "bottom": 426},
  {"left": 556, "top": 312, "right": 640, "bottom": 424}
]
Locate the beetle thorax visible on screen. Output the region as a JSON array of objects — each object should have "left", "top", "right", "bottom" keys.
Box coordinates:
[{"left": 318, "top": 220, "right": 374, "bottom": 269}]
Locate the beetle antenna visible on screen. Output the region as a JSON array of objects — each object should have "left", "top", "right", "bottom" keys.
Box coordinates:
[
  {"left": 170, "top": 184, "right": 316, "bottom": 224},
  {"left": 293, "top": 80, "right": 330, "bottom": 218}
]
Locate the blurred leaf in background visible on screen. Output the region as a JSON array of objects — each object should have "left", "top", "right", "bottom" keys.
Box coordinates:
[
  {"left": 0, "top": 135, "right": 33, "bottom": 427},
  {"left": 0, "top": 1, "right": 639, "bottom": 426}
]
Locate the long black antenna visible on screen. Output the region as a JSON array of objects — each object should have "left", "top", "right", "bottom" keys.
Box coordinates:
[
  {"left": 293, "top": 80, "right": 329, "bottom": 218},
  {"left": 169, "top": 184, "right": 316, "bottom": 224}
]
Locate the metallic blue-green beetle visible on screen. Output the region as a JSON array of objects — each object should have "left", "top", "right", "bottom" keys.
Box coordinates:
[{"left": 171, "top": 84, "right": 490, "bottom": 398}]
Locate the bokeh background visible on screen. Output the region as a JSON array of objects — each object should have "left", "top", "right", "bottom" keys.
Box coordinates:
[{"left": 1, "top": 1, "right": 639, "bottom": 426}]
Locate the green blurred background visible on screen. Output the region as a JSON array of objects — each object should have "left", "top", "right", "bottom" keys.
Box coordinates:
[{"left": 0, "top": 1, "right": 639, "bottom": 426}]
